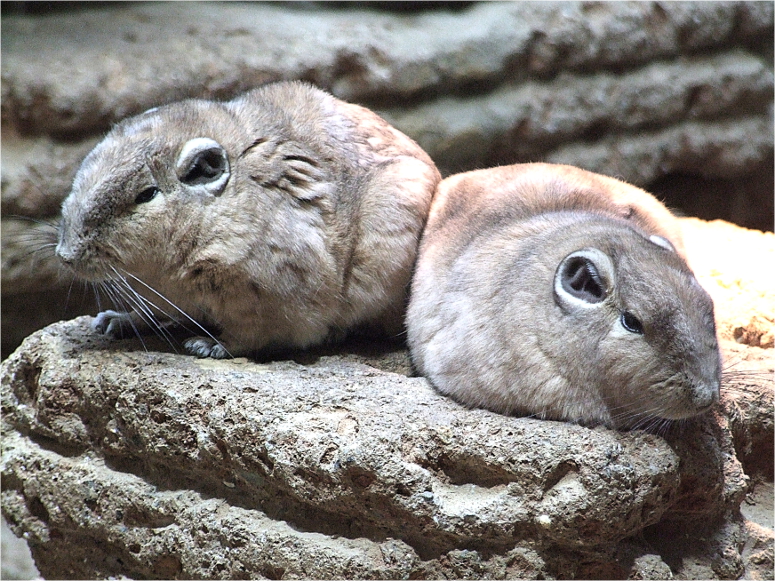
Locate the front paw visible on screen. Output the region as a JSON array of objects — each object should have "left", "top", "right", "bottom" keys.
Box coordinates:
[
  {"left": 92, "top": 310, "right": 135, "bottom": 339},
  {"left": 184, "top": 337, "right": 231, "bottom": 359}
]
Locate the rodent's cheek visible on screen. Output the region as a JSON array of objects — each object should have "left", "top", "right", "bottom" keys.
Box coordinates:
[
  {"left": 109, "top": 227, "right": 151, "bottom": 261},
  {"left": 597, "top": 333, "right": 661, "bottom": 389},
  {"left": 110, "top": 216, "right": 176, "bottom": 271},
  {"left": 647, "top": 377, "right": 718, "bottom": 420},
  {"left": 119, "top": 205, "right": 165, "bottom": 237}
]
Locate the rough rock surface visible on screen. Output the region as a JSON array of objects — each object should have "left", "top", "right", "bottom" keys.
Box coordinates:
[
  {"left": 3, "top": 3, "right": 771, "bottom": 137},
  {"left": 2, "top": 217, "right": 773, "bottom": 580},
  {"left": 2, "top": 1, "right": 773, "bottom": 355}
]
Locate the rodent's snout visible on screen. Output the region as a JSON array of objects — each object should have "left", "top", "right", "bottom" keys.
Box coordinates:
[
  {"left": 54, "top": 219, "right": 75, "bottom": 266},
  {"left": 666, "top": 362, "right": 721, "bottom": 420},
  {"left": 55, "top": 215, "right": 94, "bottom": 276},
  {"left": 687, "top": 321, "right": 723, "bottom": 414},
  {"left": 55, "top": 235, "right": 79, "bottom": 269},
  {"left": 55, "top": 242, "right": 73, "bottom": 266},
  {"left": 693, "top": 379, "right": 720, "bottom": 411}
]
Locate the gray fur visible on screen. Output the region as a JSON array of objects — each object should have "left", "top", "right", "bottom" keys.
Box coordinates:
[
  {"left": 57, "top": 81, "right": 440, "bottom": 357},
  {"left": 407, "top": 163, "right": 721, "bottom": 428}
]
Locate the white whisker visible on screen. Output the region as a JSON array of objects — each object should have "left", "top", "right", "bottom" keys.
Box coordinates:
[
  {"left": 109, "top": 277, "right": 179, "bottom": 352},
  {"left": 101, "top": 280, "right": 150, "bottom": 352},
  {"left": 113, "top": 267, "right": 231, "bottom": 357}
]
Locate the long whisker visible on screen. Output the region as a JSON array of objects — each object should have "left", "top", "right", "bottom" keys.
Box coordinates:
[
  {"left": 5, "top": 214, "right": 60, "bottom": 230},
  {"left": 91, "top": 280, "right": 103, "bottom": 313},
  {"left": 113, "top": 267, "right": 231, "bottom": 357},
  {"left": 101, "top": 279, "right": 151, "bottom": 352},
  {"left": 608, "top": 396, "right": 687, "bottom": 434},
  {"left": 108, "top": 276, "right": 180, "bottom": 352}
]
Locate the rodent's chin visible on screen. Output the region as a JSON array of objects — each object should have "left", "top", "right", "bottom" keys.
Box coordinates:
[
  {"left": 658, "top": 402, "right": 717, "bottom": 421},
  {"left": 57, "top": 256, "right": 114, "bottom": 283},
  {"left": 615, "top": 396, "right": 719, "bottom": 428}
]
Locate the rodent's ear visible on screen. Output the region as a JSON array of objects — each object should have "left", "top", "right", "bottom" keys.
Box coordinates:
[
  {"left": 648, "top": 234, "right": 676, "bottom": 252},
  {"left": 554, "top": 249, "right": 614, "bottom": 308},
  {"left": 176, "top": 138, "right": 230, "bottom": 196}
]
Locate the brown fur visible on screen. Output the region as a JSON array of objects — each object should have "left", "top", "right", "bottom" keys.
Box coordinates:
[
  {"left": 57, "top": 81, "right": 440, "bottom": 357},
  {"left": 407, "top": 163, "right": 720, "bottom": 428}
]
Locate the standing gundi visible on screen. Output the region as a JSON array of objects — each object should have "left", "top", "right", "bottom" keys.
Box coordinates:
[
  {"left": 56, "top": 81, "right": 440, "bottom": 358},
  {"left": 406, "top": 163, "right": 721, "bottom": 429}
]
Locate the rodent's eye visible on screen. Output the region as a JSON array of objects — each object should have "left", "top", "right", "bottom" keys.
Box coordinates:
[
  {"left": 620, "top": 311, "right": 644, "bottom": 334},
  {"left": 135, "top": 187, "right": 159, "bottom": 205}
]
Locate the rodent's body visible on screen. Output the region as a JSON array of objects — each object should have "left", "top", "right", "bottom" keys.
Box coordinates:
[
  {"left": 407, "top": 163, "right": 721, "bottom": 428},
  {"left": 57, "top": 81, "right": 440, "bottom": 357}
]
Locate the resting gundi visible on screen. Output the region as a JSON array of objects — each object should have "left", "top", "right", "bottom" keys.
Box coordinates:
[{"left": 407, "top": 163, "right": 721, "bottom": 429}]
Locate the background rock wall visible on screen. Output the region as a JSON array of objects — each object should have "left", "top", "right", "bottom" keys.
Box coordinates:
[{"left": 1, "top": 0, "right": 773, "bottom": 356}]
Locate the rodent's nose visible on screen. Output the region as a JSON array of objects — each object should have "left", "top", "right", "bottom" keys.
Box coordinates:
[
  {"left": 694, "top": 380, "right": 720, "bottom": 410},
  {"left": 55, "top": 242, "right": 76, "bottom": 267}
]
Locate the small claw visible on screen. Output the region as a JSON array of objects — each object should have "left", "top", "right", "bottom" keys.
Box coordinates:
[
  {"left": 92, "top": 310, "right": 133, "bottom": 338},
  {"left": 183, "top": 337, "right": 231, "bottom": 359}
]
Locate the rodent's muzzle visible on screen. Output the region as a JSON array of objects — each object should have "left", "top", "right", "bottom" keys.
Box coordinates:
[
  {"left": 55, "top": 240, "right": 76, "bottom": 268},
  {"left": 666, "top": 375, "right": 720, "bottom": 420},
  {"left": 55, "top": 232, "right": 112, "bottom": 282},
  {"left": 693, "top": 381, "right": 720, "bottom": 411}
]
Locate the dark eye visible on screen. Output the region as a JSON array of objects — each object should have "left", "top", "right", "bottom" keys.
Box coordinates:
[
  {"left": 621, "top": 311, "right": 644, "bottom": 334},
  {"left": 135, "top": 187, "right": 159, "bottom": 204}
]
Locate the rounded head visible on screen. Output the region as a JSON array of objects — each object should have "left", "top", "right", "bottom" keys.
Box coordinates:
[
  {"left": 56, "top": 100, "right": 243, "bottom": 282},
  {"left": 545, "top": 216, "right": 720, "bottom": 427},
  {"left": 408, "top": 165, "right": 721, "bottom": 429}
]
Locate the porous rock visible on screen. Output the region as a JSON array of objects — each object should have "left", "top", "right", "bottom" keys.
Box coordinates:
[
  {"left": 1, "top": 319, "right": 677, "bottom": 578},
  {"left": 0, "top": 317, "right": 751, "bottom": 579}
]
